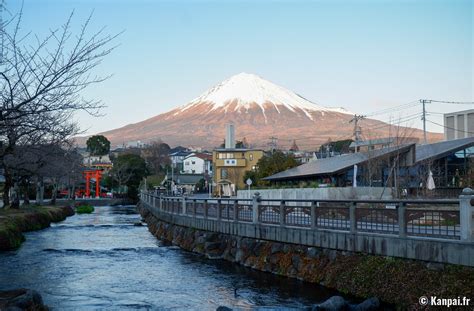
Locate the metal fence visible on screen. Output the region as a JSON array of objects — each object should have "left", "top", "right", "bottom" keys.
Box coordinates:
[{"left": 141, "top": 192, "right": 467, "bottom": 241}]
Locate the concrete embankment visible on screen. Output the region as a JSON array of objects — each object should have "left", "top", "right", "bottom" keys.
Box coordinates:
[
  {"left": 138, "top": 203, "right": 474, "bottom": 308},
  {"left": 0, "top": 205, "right": 75, "bottom": 250}
]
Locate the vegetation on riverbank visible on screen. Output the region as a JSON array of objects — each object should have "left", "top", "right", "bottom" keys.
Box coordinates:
[
  {"left": 0, "top": 205, "right": 75, "bottom": 250},
  {"left": 75, "top": 203, "right": 95, "bottom": 214}
]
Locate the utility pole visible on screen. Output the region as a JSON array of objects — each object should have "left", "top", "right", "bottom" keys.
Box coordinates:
[
  {"left": 349, "top": 114, "right": 365, "bottom": 152},
  {"left": 268, "top": 136, "right": 278, "bottom": 153},
  {"left": 419, "top": 99, "right": 431, "bottom": 144},
  {"left": 0, "top": 0, "right": 4, "bottom": 64}
]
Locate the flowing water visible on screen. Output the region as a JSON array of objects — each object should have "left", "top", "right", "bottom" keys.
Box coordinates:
[{"left": 0, "top": 205, "right": 348, "bottom": 310}]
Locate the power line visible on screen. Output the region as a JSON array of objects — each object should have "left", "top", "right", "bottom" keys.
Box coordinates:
[
  {"left": 426, "top": 119, "right": 474, "bottom": 135},
  {"left": 363, "top": 113, "right": 423, "bottom": 131},
  {"left": 365, "top": 100, "right": 420, "bottom": 117},
  {"left": 427, "top": 99, "right": 474, "bottom": 105}
]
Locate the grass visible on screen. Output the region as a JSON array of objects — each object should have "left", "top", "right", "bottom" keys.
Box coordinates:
[
  {"left": 0, "top": 205, "right": 74, "bottom": 250},
  {"left": 75, "top": 204, "right": 95, "bottom": 214}
]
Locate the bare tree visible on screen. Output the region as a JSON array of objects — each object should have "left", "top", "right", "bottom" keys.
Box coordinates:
[
  {"left": 0, "top": 7, "right": 119, "bottom": 207},
  {"left": 142, "top": 140, "right": 171, "bottom": 175},
  {"left": 110, "top": 161, "right": 133, "bottom": 192}
]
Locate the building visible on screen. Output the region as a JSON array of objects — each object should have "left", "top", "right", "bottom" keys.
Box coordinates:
[
  {"left": 170, "top": 151, "right": 193, "bottom": 171},
  {"left": 349, "top": 137, "right": 419, "bottom": 152},
  {"left": 444, "top": 109, "right": 474, "bottom": 140},
  {"left": 183, "top": 153, "right": 213, "bottom": 175},
  {"left": 265, "top": 144, "right": 416, "bottom": 187},
  {"left": 264, "top": 137, "right": 474, "bottom": 197},
  {"left": 213, "top": 124, "right": 264, "bottom": 196}
]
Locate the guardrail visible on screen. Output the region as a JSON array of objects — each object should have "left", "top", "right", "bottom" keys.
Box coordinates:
[{"left": 141, "top": 188, "right": 474, "bottom": 242}]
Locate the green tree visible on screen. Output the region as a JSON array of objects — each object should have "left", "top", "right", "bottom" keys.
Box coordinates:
[
  {"left": 244, "top": 151, "right": 298, "bottom": 187},
  {"left": 110, "top": 154, "right": 149, "bottom": 200},
  {"left": 319, "top": 139, "right": 353, "bottom": 154},
  {"left": 86, "top": 135, "right": 111, "bottom": 156},
  {"left": 219, "top": 140, "right": 246, "bottom": 148}
]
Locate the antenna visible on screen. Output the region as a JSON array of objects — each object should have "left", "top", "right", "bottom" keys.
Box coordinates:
[{"left": 268, "top": 136, "right": 278, "bottom": 153}]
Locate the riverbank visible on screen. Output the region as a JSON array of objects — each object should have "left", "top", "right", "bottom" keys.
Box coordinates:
[
  {"left": 138, "top": 203, "right": 474, "bottom": 308},
  {"left": 0, "top": 205, "right": 75, "bottom": 250}
]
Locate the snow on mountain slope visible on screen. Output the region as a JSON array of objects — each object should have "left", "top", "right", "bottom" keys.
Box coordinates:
[
  {"left": 82, "top": 72, "right": 442, "bottom": 149},
  {"left": 178, "top": 72, "right": 352, "bottom": 119}
]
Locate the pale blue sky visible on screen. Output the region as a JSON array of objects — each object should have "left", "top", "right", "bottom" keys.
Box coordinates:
[{"left": 9, "top": 0, "right": 474, "bottom": 135}]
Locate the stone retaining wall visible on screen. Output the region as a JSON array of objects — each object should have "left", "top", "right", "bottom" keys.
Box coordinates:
[{"left": 138, "top": 203, "right": 474, "bottom": 308}]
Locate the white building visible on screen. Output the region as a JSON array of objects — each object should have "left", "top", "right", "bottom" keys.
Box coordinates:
[
  {"left": 444, "top": 109, "right": 474, "bottom": 140},
  {"left": 170, "top": 151, "right": 193, "bottom": 171},
  {"left": 183, "top": 153, "right": 213, "bottom": 175}
]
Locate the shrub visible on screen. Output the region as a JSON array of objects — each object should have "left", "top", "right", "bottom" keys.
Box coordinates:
[{"left": 75, "top": 204, "right": 94, "bottom": 214}]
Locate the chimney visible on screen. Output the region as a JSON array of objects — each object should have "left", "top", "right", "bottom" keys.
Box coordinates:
[{"left": 225, "top": 124, "right": 235, "bottom": 149}]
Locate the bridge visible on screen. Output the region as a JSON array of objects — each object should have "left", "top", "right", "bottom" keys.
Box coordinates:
[{"left": 140, "top": 188, "right": 474, "bottom": 267}]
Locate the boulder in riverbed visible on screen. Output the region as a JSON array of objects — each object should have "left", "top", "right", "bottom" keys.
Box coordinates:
[
  {"left": 312, "top": 296, "right": 348, "bottom": 311},
  {"left": 0, "top": 289, "right": 47, "bottom": 310}
]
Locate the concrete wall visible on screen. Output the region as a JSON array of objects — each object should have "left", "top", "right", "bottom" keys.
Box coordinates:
[
  {"left": 237, "top": 187, "right": 393, "bottom": 204},
  {"left": 142, "top": 200, "right": 474, "bottom": 267}
]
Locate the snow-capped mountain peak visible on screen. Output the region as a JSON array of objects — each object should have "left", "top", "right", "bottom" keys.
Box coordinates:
[{"left": 179, "top": 72, "right": 351, "bottom": 116}]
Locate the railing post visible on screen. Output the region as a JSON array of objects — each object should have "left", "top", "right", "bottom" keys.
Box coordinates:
[
  {"left": 279, "top": 201, "right": 285, "bottom": 227},
  {"left": 398, "top": 202, "right": 407, "bottom": 238},
  {"left": 233, "top": 200, "right": 239, "bottom": 222},
  {"left": 311, "top": 201, "right": 317, "bottom": 229},
  {"left": 252, "top": 192, "right": 260, "bottom": 224},
  {"left": 350, "top": 202, "right": 357, "bottom": 234},
  {"left": 204, "top": 200, "right": 208, "bottom": 219},
  {"left": 182, "top": 197, "right": 186, "bottom": 215},
  {"left": 217, "top": 199, "right": 222, "bottom": 220},
  {"left": 159, "top": 196, "right": 163, "bottom": 211},
  {"left": 193, "top": 200, "right": 197, "bottom": 217},
  {"left": 460, "top": 188, "right": 474, "bottom": 242}
]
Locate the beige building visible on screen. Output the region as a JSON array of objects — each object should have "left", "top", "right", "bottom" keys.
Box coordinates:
[
  {"left": 444, "top": 109, "right": 474, "bottom": 140},
  {"left": 212, "top": 124, "right": 264, "bottom": 196}
]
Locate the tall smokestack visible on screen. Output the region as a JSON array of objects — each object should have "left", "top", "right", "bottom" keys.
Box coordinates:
[{"left": 225, "top": 124, "right": 235, "bottom": 149}]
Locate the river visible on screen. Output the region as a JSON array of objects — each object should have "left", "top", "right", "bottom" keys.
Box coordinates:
[{"left": 0, "top": 205, "right": 346, "bottom": 310}]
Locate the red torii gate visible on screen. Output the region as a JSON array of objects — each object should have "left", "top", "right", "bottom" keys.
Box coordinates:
[{"left": 83, "top": 170, "right": 103, "bottom": 198}]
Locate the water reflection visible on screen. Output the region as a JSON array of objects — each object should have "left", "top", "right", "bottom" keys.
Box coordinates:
[{"left": 0, "top": 205, "right": 345, "bottom": 310}]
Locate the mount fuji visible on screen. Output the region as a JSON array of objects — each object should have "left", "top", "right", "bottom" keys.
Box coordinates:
[{"left": 92, "top": 73, "right": 441, "bottom": 149}]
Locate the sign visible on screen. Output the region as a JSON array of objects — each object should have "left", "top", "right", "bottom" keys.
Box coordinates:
[{"left": 246, "top": 178, "right": 253, "bottom": 186}]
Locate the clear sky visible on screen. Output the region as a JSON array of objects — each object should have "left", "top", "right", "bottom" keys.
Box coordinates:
[{"left": 8, "top": 0, "right": 474, "bottom": 135}]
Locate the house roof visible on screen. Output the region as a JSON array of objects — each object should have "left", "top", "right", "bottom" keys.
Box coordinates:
[
  {"left": 171, "top": 174, "right": 204, "bottom": 185},
  {"left": 349, "top": 137, "right": 418, "bottom": 148},
  {"left": 415, "top": 137, "right": 474, "bottom": 163},
  {"left": 169, "top": 146, "right": 190, "bottom": 154},
  {"left": 170, "top": 151, "right": 192, "bottom": 157},
  {"left": 264, "top": 137, "right": 474, "bottom": 181},
  {"left": 264, "top": 144, "right": 415, "bottom": 181},
  {"left": 185, "top": 153, "right": 212, "bottom": 161}
]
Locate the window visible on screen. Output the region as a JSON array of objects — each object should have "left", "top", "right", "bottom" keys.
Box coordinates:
[
  {"left": 221, "top": 169, "right": 228, "bottom": 179},
  {"left": 225, "top": 159, "right": 236, "bottom": 166},
  {"left": 185, "top": 161, "right": 189, "bottom": 165},
  {"left": 191, "top": 161, "right": 195, "bottom": 164}
]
